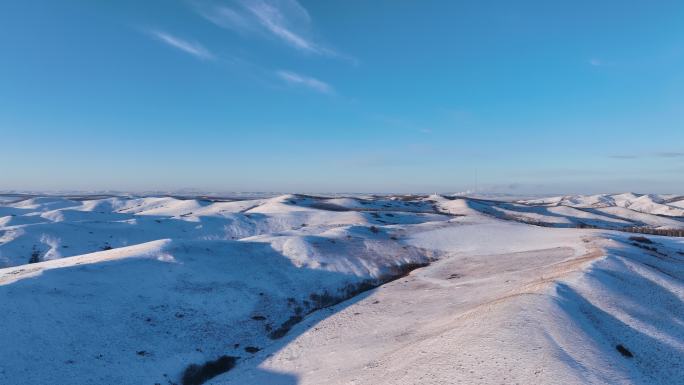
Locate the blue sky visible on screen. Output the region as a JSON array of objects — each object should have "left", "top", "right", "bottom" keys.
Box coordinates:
[{"left": 1, "top": 0, "right": 683, "bottom": 194}]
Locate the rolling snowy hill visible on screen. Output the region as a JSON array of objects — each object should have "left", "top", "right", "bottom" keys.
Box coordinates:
[{"left": 0, "top": 193, "right": 682, "bottom": 385}]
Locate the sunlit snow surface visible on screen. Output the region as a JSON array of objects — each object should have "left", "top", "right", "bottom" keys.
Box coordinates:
[{"left": 0, "top": 193, "right": 682, "bottom": 384}]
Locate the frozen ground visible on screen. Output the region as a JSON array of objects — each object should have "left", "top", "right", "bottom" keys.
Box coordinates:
[{"left": 0, "top": 193, "right": 682, "bottom": 384}]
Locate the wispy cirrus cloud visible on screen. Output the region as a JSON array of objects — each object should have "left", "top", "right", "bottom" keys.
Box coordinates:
[
  {"left": 193, "top": 0, "right": 346, "bottom": 59},
  {"left": 276, "top": 70, "right": 333, "bottom": 94},
  {"left": 193, "top": 3, "right": 256, "bottom": 34},
  {"left": 589, "top": 58, "right": 603, "bottom": 67},
  {"left": 245, "top": 0, "right": 323, "bottom": 54},
  {"left": 656, "top": 151, "right": 684, "bottom": 158},
  {"left": 609, "top": 151, "right": 684, "bottom": 160},
  {"left": 589, "top": 58, "right": 616, "bottom": 67},
  {"left": 608, "top": 154, "right": 639, "bottom": 159},
  {"left": 148, "top": 30, "right": 214, "bottom": 60}
]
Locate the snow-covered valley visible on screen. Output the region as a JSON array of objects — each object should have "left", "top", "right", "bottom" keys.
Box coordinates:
[{"left": 0, "top": 193, "right": 682, "bottom": 384}]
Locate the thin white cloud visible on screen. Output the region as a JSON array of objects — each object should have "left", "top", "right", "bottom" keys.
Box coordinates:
[
  {"left": 609, "top": 151, "right": 684, "bottom": 160},
  {"left": 193, "top": 3, "right": 254, "bottom": 34},
  {"left": 589, "top": 58, "right": 615, "bottom": 67},
  {"left": 656, "top": 151, "right": 684, "bottom": 158},
  {"left": 194, "top": 0, "right": 345, "bottom": 59},
  {"left": 609, "top": 154, "right": 639, "bottom": 160},
  {"left": 244, "top": 0, "right": 321, "bottom": 54},
  {"left": 276, "top": 70, "right": 333, "bottom": 94},
  {"left": 149, "top": 30, "right": 214, "bottom": 60}
]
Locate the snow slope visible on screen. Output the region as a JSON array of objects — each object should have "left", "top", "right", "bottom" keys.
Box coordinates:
[
  {"left": 461, "top": 193, "right": 684, "bottom": 229},
  {"left": 218, "top": 225, "right": 683, "bottom": 385},
  {"left": 518, "top": 193, "right": 684, "bottom": 219},
  {"left": 0, "top": 194, "right": 449, "bottom": 268},
  {"left": 0, "top": 229, "right": 430, "bottom": 384},
  {"left": 0, "top": 193, "right": 682, "bottom": 385}
]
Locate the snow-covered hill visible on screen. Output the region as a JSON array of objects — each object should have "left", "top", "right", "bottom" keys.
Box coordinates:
[
  {"left": 518, "top": 192, "right": 684, "bottom": 218},
  {"left": 0, "top": 194, "right": 445, "bottom": 268},
  {"left": 223, "top": 230, "right": 683, "bottom": 385},
  {"left": 0, "top": 193, "right": 682, "bottom": 385}
]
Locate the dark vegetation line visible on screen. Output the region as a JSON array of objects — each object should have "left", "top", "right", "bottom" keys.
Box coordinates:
[
  {"left": 621, "top": 227, "right": 684, "bottom": 237},
  {"left": 268, "top": 261, "right": 429, "bottom": 341}
]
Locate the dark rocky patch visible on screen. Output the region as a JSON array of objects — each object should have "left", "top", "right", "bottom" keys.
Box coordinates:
[
  {"left": 629, "top": 236, "right": 653, "bottom": 244},
  {"left": 181, "top": 355, "right": 238, "bottom": 385},
  {"left": 28, "top": 249, "right": 41, "bottom": 264},
  {"left": 616, "top": 344, "right": 633, "bottom": 358}
]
